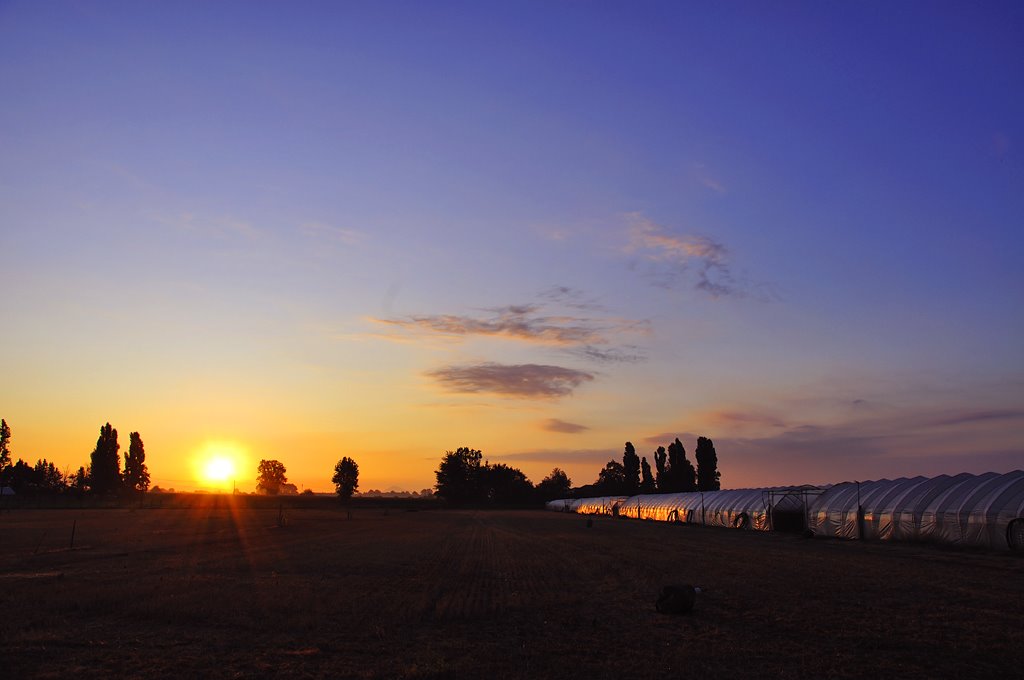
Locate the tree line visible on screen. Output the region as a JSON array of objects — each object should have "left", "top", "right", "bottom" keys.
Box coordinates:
[
  {"left": 254, "top": 456, "right": 360, "bottom": 501},
  {"left": 432, "top": 435, "right": 721, "bottom": 506},
  {"left": 576, "top": 436, "right": 720, "bottom": 497},
  {"left": 0, "top": 419, "right": 149, "bottom": 497},
  {"left": 433, "top": 447, "right": 572, "bottom": 506}
]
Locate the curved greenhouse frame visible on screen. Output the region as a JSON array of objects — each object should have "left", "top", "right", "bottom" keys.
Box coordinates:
[
  {"left": 547, "top": 470, "right": 1024, "bottom": 549},
  {"left": 808, "top": 470, "right": 1024, "bottom": 549}
]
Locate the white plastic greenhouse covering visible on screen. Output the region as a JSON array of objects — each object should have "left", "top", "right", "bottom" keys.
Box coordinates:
[
  {"left": 572, "top": 496, "right": 630, "bottom": 516},
  {"left": 615, "top": 489, "right": 785, "bottom": 530},
  {"left": 807, "top": 470, "right": 1024, "bottom": 549},
  {"left": 547, "top": 470, "right": 1024, "bottom": 549},
  {"left": 549, "top": 487, "right": 816, "bottom": 530}
]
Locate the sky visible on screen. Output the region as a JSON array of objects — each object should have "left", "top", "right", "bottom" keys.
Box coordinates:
[{"left": 1, "top": 1, "right": 1022, "bottom": 493}]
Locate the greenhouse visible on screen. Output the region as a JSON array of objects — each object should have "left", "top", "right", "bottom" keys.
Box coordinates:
[
  {"left": 553, "top": 486, "right": 823, "bottom": 531},
  {"left": 573, "top": 496, "right": 630, "bottom": 516},
  {"left": 548, "top": 470, "right": 1024, "bottom": 549},
  {"left": 807, "top": 470, "right": 1024, "bottom": 549}
]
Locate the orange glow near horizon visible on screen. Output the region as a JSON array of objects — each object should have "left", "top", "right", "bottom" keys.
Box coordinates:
[{"left": 192, "top": 441, "right": 249, "bottom": 491}]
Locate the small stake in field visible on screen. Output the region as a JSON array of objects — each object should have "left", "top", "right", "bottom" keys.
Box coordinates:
[
  {"left": 70, "top": 519, "right": 77, "bottom": 549},
  {"left": 34, "top": 531, "right": 48, "bottom": 555}
]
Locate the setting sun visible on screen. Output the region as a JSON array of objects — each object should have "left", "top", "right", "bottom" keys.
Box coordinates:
[
  {"left": 203, "top": 457, "right": 236, "bottom": 482},
  {"left": 192, "top": 441, "right": 249, "bottom": 491}
]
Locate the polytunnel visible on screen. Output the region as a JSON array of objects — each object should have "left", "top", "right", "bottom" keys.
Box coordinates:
[
  {"left": 614, "top": 487, "right": 821, "bottom": 531},
  {"left": 574, "top": 496, "right": 630, "bottom": 516},
  {"left": 808, "top": 470, "right": 1024, "bottom": 549},
  {"left": 545, "top": 498, "right": 579, "bottom": 512}
]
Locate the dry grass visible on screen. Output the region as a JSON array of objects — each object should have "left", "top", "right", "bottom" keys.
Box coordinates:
[{"left": 1, "top": 500, "right": 1021, "bottom": 679}]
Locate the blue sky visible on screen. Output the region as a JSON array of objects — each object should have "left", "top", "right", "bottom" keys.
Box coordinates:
[{"left": 1, "top": 1, "right": 1021, "bottom": 491}]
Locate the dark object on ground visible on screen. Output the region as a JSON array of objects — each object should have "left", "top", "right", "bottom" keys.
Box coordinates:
[
  {"left": 656, "top": 584, "right": 698, "bottom": 614},
  {"left": 802, "top": 529, "right": 815, "bottom": 539},
  {"left": 586, "top": 518, "right": 593, "bottom": 528}
]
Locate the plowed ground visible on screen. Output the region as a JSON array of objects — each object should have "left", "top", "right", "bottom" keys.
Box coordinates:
[{"left": 1, "top": 504, "right": 1021, "bottom": 679}]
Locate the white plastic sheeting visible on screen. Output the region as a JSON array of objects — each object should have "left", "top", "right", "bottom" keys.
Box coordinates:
[
  {"left": 545, "top": 498, "right": 578, "bottom": 512},
  {"left": 546, "top": 470, "right": 1024, "bottom": 549},
  {"left": 615, "top": 489, "right": 773, "bottom": 529},
  {"left": 573, "top": 496, "right": 630, "bottom": 516},
  {"left": 550, "top": 487, "right": 818, "bottom": 533},
  {"left": 808, "top": 470, "right": 1024, "bottom": 549}
]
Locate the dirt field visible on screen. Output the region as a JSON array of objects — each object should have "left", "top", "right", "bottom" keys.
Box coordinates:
[{"left": 1, "top": 500, "right": 1021, "bottom": 679}]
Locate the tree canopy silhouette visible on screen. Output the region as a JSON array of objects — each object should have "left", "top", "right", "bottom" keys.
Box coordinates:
[
  {"left": 123, "top": 431, "right": 150, "bottom": 494},
  {"left": 653, "top": 445, "right": 667, "bottom": 490},
  {"left": 434, "top": 448, "right": 535, "bottom": 506},
  {"left": 695, "top": 436, "right": 721, "bottom": 491},
  {"left": 536, "top": 467, "right": 572, "bottom": 501},
  {"left": 256, "top": 459, "right": 288, "bottom": 495},
  {"left": 480, "top": 463, "right": 534, "bottom": 505},
  {"left": 622, "top": 441, "right": 640, "bottom": 493},
  {"left": 90, "top": 423, "right": 121, "bottom": 495},
  {"left": 0, "top": 419, "right": 11, "bottom": 475},
  {"left": 640, "top": 456, "right": 656, "bottom": 493},
  {"left": 667, "top": 437, "right": 697, "bottom": 492},
  {"left": 332, "top": 456, "right": 359, "bottom": 501},
  {"left": 434, "top": 447, "right": 484, "bottom": 505},
  {"left": 595, "top": 459, "right": 627, "bottom": 495}
]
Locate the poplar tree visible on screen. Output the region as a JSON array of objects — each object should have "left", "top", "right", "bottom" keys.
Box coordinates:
[
  {"left": 622, "top": 441, "right": 641, "bottom": 493},
  {"left": 640, "top": 456, "right": 656, "bottom": 493},
  {"left": 0, "top": 419, "right": 11, "bottom": 478},
  {"left": 695, "top": 436, "right": 721, "bottom": 491},
  {"left": 653, "top": 446, "right": 667, "bottom": 491},
  {"left": 666, "top": 438, "right": 696, "bottom": 492},
  {"left": 90, "top": 423, "right": 121, "bottom": 495},
  {"left": 123, "top": 432, "right": 150, "bottom": 493}
]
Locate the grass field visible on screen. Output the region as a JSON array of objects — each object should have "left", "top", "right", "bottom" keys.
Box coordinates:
[{"left": 1, "top": 499, "right": 1022, "bottom": 679}]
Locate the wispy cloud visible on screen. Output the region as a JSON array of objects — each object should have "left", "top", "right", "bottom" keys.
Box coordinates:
[
  {"left": 374, "top": 305, "right": 606, "bottom": 345},
  {"left": 928, "top": 409, "right": 1024, "bottom": 428},
  {"left": 540, "top": 418, "right": 590, "bottom": 434},
  {"left": 538, "top": 285, "right": 604, "bottom": 311},
  {"left": 623, "top": 214, "right": 778, "bottom": 300},
  {"left": 426, "top": 363, "right": 595, "bottom": 399},
  {"left": 152, "top": 211, "right": 262, "bottom": 241},
  {"left": 701, "top": 409, "right": 788, "bottom": 429},
  {"left": 691, "top": 163, "right": 727, "bottom": 194},
  {"left": 625, "top": 214, "right": 739, "bottom": 298},
  {"left": 571, "top": 345, "right": 645, "bottom": 363},
  {"left": 370, "top": 295, "right": 648, "bottom": 364},
  {"left": 301, "top": 221, "right": 364, "bottom": 245},
  {"left": 641, "top": 432, "right": 685, "bottom": 447}
]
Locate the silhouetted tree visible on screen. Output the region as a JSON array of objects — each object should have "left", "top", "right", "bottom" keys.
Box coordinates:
[
  {"left": 695, "top": 436, "right": 721, "bottom": 491},
  {"left": 70, "top": 466, "right": 89, "bottom": 493},
  {"left": 481, "top": 463, "right": 534, "bottom": 505},
  {"left": 123, "top": 432, "right": 150, "bottom": 494},
  {"left": 33, "top": 459, "right": 64, "bottom": 492},
  {"left": 536, "top": 467, "right": 572, "bottom": 501},
  {"left": 6, "top": 459, "right": 34, "bottom": 492},
  {"left": 434, "top": 447, "right": 484, "bottom": 505},
  {"left": 595, "top": 460, "right": 627, "bottom": 495},
  {"left": 640, "top": 456, "right": 656, "bottom": 493},
  {"left": 622, "top": 441, "right": 640, "bottom": 493},
  {"left": 90, "top": 423, "right": 121, "bottom": 495},
  {"left": 666, "top": 437, "right": 696, "bottom": 492},
  {"left": 256, "top": 459, "right": 288, "bottom": 495},
  {"left": 332, "top": 456, "right": 359, "bottom": 501},
  {"left": 0, "top": 419, "right": 11, "bottom": 476},
  {"left": 653, "top": 446, "right": 667, "bottom": 491}
]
